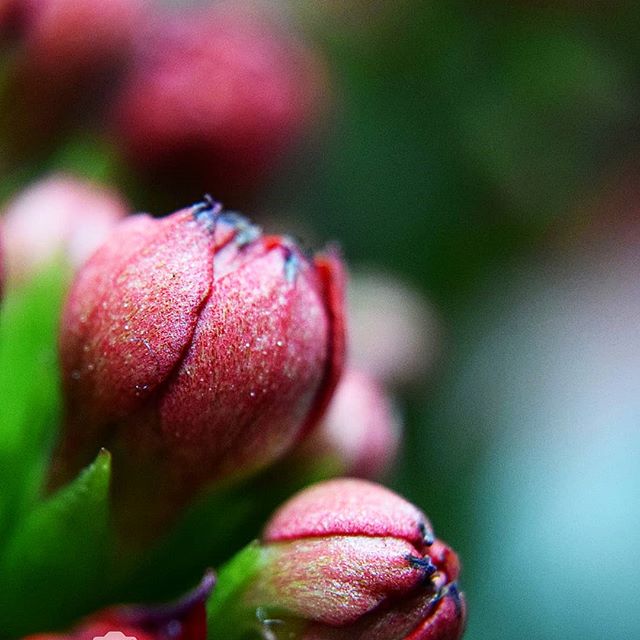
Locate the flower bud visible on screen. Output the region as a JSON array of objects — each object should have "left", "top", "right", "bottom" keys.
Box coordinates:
[
  {"left": 0, "top": 0, "right": 21, "bottom": 39},
  {"left": 112, "top": 5, "right": 328, "bottom": 202},
  {"left": 2, "top": 174, "right": 127, "bottom": 284},
  {"left": 348, "top": 270, "right": 440, "bottom": 387},
  {"left": 208, "top": 478, "right": 465, "bottom": 640},
  {"left": 54, "top": 199, "right": 345, "bottom": 530},
  {"left": 24, "top": 571, "right": 214, "bottom": 640},
  {"left": 0, "top": 0, "right": 145, "bottom": 161},
  {"left": 294, "top": 368, "right": 401, "bottom": 479}
]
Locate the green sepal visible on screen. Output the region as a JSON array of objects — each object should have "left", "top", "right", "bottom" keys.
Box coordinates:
[
  {"left": 206, "top": 542, "right": 268, "bottom": 640},
  {"left": 0, "top": 262, "right": 68, "bottom": 543},
  {"left": 0, "top": 449, "right": 112, "bottom": 637}
]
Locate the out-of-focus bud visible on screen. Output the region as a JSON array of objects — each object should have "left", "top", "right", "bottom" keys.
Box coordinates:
[
  {"left": 0, "top": 0, "right": 22, "bottom": 39},
  {"left": 1, "top": 174, "right": 127, "bottom": 284},
  {"left": 0, "top": 0, "right": 145, "bottom": 160},
  {"left": 15, "top": 0, "right": 144, "bottom": 76},
  {"left": 0, "top": 0, "right": 34, "bottom": 43},
  {"left": 112, "top": 5, "right": 328, "bottom": 203},
  {"left": 208, "top": 478, "right": 465, "bottom": 640},
  {"left": 348, "top": 269, "right": 440, "bottom": 387},
  {"left": 294, "top": 368, "right": 401, "bottom": 479},
  {"left": 53, "top": 198, "right": 345, "bottom": 532},
  {"left": 24, "top": 571, "right": 214, "bottom": 640}
]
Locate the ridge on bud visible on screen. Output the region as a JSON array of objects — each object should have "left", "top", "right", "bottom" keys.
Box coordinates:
[
  {"left": 53, "top": 198, "right": 345, "bottom": 534},
  {"left": 207, "top": 478, "right": 466, "bottom": 640}
]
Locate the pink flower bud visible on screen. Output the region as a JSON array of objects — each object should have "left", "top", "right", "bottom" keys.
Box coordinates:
[
  {"left": 112, "top": 5, "right": 328, "bottom": 201},
  {"left": 2, "top": 174, "right": 127, "bottom": 284},
  {"left": 295, "top": 368, "right": 401, "bottom": 479},
  {"left": 348, "top": 270, "right": 440, "bottom": 387},
  {"left": 209, "top": 478, "right": 465, "bottom": 640},
  {"left": 24, "top": 571, "right": 214, "bottom": 640},
  {"left": 54, "top": 199, "right": 345, "bottom": 529}
]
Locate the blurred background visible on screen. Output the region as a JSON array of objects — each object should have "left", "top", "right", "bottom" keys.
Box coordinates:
[{"left": 3, "top": 0, "right": 640, "bottom": 638}]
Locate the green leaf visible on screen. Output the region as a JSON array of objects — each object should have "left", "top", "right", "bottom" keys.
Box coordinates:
[
  {"left": 0, "top": 262, "right": 67, "bottom": 543},
  {"left": 0, "top": 450, "right": 112, "bottom": 637},
  {"left": 206, "top": 542, "right": 268, "bottom": 640}
]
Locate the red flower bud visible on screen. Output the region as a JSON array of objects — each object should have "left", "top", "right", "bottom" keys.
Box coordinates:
[
  {"left": 0, "top": 0, "right": 22, "bottom": 38},
  {"left": 54, "top": 200, "right": 345, "bottom": 530},
  {"left": 209, "top": 479, "right": 465, "bottom": 640},
  {"left": 295, "top": 368, "right": 401, "bottom": 479},
  {"left": 24, "top": 571, "right": 214, "bottom": 640},
  {"left": 2, "top": 174, "right": 127, "bottom": 284},
  {"left": 1, "top": 0, "right": 145, "bottom": 161},
  {"left": 112, "top": 5, "right": 328, "bottom": 201}
]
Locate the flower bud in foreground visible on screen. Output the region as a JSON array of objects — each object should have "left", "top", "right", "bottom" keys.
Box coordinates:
[
  {"left": 208, "top": 478, "right": 465, "bottom": 640},
  {"left": 24, "top": 571, "right": 214, "bottom": 640},
  {"left": 2, "top": 174, "right": 127, "bottom": 284},
  {"left": 54, "top": 199, "right": 345, "bottom": 530},
  {"left": 293, "top": 368, "right": 401, "bottom": 480}
]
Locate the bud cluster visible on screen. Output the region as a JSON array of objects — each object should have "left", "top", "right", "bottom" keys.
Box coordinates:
[{"left": 0, "top": 3, "right": 464, "bottom": 639}]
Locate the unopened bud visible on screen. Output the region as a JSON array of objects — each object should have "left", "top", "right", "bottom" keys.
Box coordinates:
[
  {"left": 208, "top": 478, "right": 465, "bottom": 640},
  {"left": 112, "top": 5, "right": 328, "bottom": 201},
  {"left": 295, "top": 368, "right": 401, "bottom": 479},
  {"left": 54, "top": 199, "right": 345, "bottom": 533}
]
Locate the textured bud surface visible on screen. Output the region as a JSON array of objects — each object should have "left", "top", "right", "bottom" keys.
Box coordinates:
[
  {"left": 55, "top": 201, "right": 344, "bottom": 525},
  {"left": 264, "top": 478, "right": 434, "bottom": 547},
  {"left": 209, "top": 479, "right": 465, "bottom": 640}
]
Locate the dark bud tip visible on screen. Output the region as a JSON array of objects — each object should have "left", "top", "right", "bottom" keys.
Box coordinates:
[
  {"left": 442, "top": 582, "right": 464, "bottom": 619},
  {"left": 406, "top": 554, "right": 438, "bottom": 580},
  {"left": 419, "top": 520, "right": 435, "bottom": 547},
  {"left": 217, "top": 211, "right": 261, "bottom": 247},
  {"left": 192, "top": 194, "right": 223, "bottom": 226}
]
